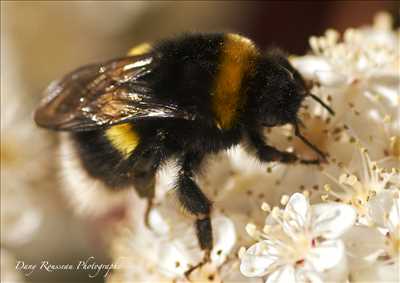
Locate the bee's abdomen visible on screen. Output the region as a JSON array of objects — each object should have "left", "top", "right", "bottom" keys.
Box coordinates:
[
  {"left": 71, "top": 123, "right": 141, "bottom": 188},
  {"left": 104, "top": 123, "right": 139, "bottom": 159}
]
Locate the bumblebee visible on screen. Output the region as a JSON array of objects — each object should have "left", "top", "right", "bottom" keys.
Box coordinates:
[{"left": 34, "top": 33, "right": 334, "bottom": 270}]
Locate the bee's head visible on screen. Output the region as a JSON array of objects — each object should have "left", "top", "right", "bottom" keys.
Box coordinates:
[{"left": 246, "top": 49, "right": 308, "bottom": 127}]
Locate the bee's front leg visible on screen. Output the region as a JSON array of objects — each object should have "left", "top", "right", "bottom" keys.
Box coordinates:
[{"left": 247, "top": 129, "right": 321, "bottom": 165}]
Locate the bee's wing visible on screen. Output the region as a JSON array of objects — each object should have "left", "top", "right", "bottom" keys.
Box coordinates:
[{"left": 34, "top": 54, "right": 193, "bottom": 131}]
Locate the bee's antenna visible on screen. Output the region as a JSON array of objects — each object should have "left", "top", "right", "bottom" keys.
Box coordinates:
[
  {"left": 308, "top": 93, "right": 335, "bottom": 116},
  {"left": 293, "top": 121, "right": 327, "bottom": 161},
  {"left": 296, "top": 118, "right": 306, "bottom": 129}
]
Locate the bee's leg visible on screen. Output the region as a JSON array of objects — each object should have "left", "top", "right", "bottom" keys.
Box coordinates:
[
  {"left": 131, "top": 171, "right": 156, "bottom": 226},
  {"left": 183, "top": 217, "right": 212, "bottom": 278},
  {"left": 130, "top": 142, "right": 164, "bottom": 227},
  {"left": 133, "top": 173, "right": 155, "bottom": 227},
  {"left": 175, "top": 152, "right": 213, "bottom": 277},
  {"left": 144, "top": 197, "right": 154, "bottom": 227},
  {"left": 247, "top": 129, "right": 320, "bottom": 165}
]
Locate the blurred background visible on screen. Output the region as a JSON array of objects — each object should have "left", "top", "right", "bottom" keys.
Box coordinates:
[{"left": 1, "top": 1, "right": 398, "bottom": 282}]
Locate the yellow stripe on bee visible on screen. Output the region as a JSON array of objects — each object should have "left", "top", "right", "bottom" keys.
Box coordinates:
[
  {"left": 212, "top": 33, "right": 258, "bottom": 129},
  {"left": 105, "top": 123, "right": 139, "bottom": 158},
  {"left": 127, "top": 43, "right": 152, "bottom": 56}
]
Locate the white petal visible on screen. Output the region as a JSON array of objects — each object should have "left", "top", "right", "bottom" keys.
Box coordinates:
[
  {"left": 285, "top": 193, "right": 310, "bottom": 228},
  {"left": 240, "top": 254, "right": 276, "bottom": 278},
  {"left": 306, "top": 240, "right": 345, "bottom": 272},
  {"left": 158, "top": 241, "right": 202, "bottom": 277},
  {"left": 290, "top": 56, "right": 332, "bottom": 78},
  {"left": 350, "top": 261, "right": 400, "bottom": 283},
  {"left": 296, "top": 269, "right": 324, "bottom": 283},
  {"left": 369, "top": 74, "right": 400, "bottom": 107},
  {"left": 220, "top": 259, "right": 262, "bottom": 283},
  {"left": 321, "top": 249, "right": 349, "bottom": 283},
  {"left": 388, "top": 197, "right": 400, "bottom": 232},
  {"left": 240, "top": 242, "right": 277, "bottom": 277},
  {"left": 373, "top": 261, "right": 400, "bottom": 283},
  {"left": 211, "top": 216, "right": 236, "bottom": 265},
  {"left": 342, "top": 226, "right": 386, "bottom": 261},
  {"left": 314, "top": 70, "right": 347, "bottom": 86},
  {"left": 148, "top": 209, "right": 170, "bottom": 235},
  {"left": 265, "top": 265, "right": 296, "bottom": 283},
  {"left": 311, "top": 203, "right": 356, "bottom": 238},
  {"left": 366, "top": 191, "right": 395, "bottom": 227}
]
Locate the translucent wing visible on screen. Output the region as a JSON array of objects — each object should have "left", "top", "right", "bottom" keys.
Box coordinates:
[{"left": 34, "top": 54, "right": 193, "bottom": 131}]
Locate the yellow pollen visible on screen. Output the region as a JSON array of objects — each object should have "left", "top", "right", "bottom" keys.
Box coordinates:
[
  {"left": 324, "top": 184, "right": 331, "bottom": 192},
  {"left": 238, "top": 247, "right": 246, "bottom": 258},
  {"left": 245, "top": 223, "right": 257, "bottom": 237},
  {"left": 383, "top": 114, "right": 392, "bottom": 123},
  {"left": 280, "top": 195, "right": 289, "bottom": 205},
  {"left": 321, "top": 194, "right": 329, "bottom": 201},
  {"left": 261, "top": 202, "right": 271, "bottom": 212}
]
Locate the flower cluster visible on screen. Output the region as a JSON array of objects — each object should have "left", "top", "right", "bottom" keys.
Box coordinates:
[
  {"left": 291, "top": 12, "right": 399, "bottom": 169},
  {"left": 1, "top": 30, "right": 48, "bottom": 283},
  {"left": 104, "top": 13, "right": 399, "bottom": 283},
  {"left": 240, "top": 193, "right": 356, "bottom": 282},
  {"left": 109, "top": 155, "right": 267, "bottom": 283},
  {"left": 239, "top": 12, "right": 400, "bottom": 283}
]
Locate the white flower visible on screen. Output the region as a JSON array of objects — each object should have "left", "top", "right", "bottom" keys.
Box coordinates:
[
  {"left": 265, "top": 15, "right": 399, "bottom": 198},
  {"left": 107, "top": 12, "right": 399, "bottom": 283},
  {"left": 290, "top": 11, "right": 399, "bottom": 169},
  {"left": 360, "top": 102, "right": 400, "bottom": 169},
  {"left": 323, "top": 148, "right": 399, "bottom": 225},
  {"left": 109, "top": 159, "right": 249, "bottom": 283},
  {"left": 343, "top": 193, "right": 399, "bottom": 282},
  {"left": 109, "top": 152, "right": 289, "bottom": 283},
  {"left": 1, "top": 32, "right": 44, "bottom": 246},
  {"left": 240, "top": 193, "right": 356, "bottom": 283},
  {"left": 296, "top": 12, "right": 398, "bottom": 90},
  {"left": 110, "top": 205, "right": 240, "bottom": 282}
]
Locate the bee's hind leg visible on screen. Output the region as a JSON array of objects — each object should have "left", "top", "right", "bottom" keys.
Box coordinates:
[
  {"left": 130, "top": 143, "right": 164, "bottom": 228},
  {"left": 144, "top": 194, "right": 154, "bottom": 228},
  {"left": 174, "top": 152, "right": 213, "bottom": 278},
  {"left": 133, "top": 173, "right": 156, "bottom": 227},
  {"left": 184, "top": 218, "right": 212, "bottom": 278}
]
